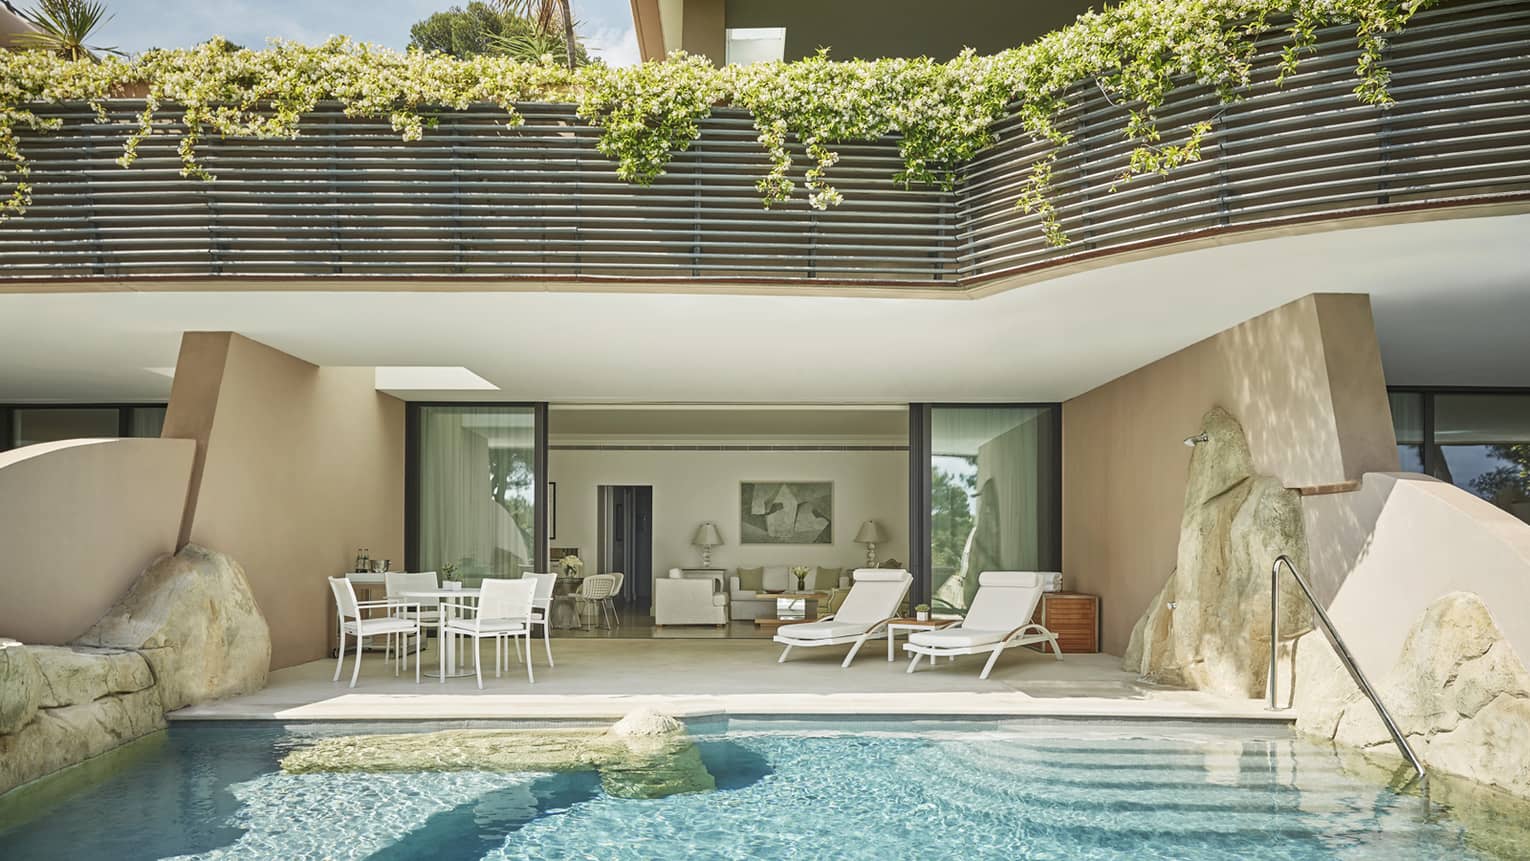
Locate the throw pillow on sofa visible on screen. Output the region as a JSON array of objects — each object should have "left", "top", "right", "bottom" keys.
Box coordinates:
[
  {"left": 735, "top": 566, "right": 765, "bottom": 593},
  {"left": 814, "top": 566, "right": 844, "bottom": 590}
]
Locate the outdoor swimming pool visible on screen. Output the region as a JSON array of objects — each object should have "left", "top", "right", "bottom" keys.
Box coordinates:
[{"left": 0, "top": 719, "right": 1521, "bottom": 860}]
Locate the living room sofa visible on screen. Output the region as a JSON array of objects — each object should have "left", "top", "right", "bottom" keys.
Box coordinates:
[
  {"left": 654, "top": 573, "right": 729, "bottom": 626},
  {"left": 728, "top": 565, "right": 852, "bottom": 621}
]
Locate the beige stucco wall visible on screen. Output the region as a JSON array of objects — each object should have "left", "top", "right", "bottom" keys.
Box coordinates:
[
  {"left": 1062, "top": 294, "right": 1399, "bottom": 654},
  {"left": 164, "top": 333, "right": 404, "bottom": 669},
  {"left": 1303, "top": 472, "right": 1530, "bottom": 672},
  {"left": 682, "top": 0, "right": 726, "bottom": 63},
  {"left": 0, "top": 438, "right": 194, "bottom": 643},
  {"left": 0, "top": 8, "right": 38, "bottom": 48}
]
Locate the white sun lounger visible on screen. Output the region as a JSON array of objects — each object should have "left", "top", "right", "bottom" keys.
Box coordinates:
[
  {"left": 774, "top": 569, "right": 913, "bottom": 668},
  {"left": 904, "top": 571, "right": 1062, "bottom": 679}
]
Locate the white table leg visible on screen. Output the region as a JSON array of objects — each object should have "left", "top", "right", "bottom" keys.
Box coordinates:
[{"left": 888, "top": 627, "right": 896, "bottom": 661}]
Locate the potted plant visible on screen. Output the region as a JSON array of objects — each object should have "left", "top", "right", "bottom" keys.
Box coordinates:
[
  {"left": 790, "top": 565, "right": 810, "bottom": 591},
  {"left": 914, "top": 603, "right": 930, "bottom": 622},
  {"left": 559, "top": 554, "right": 584, "bottom": 578},
  {"left": 440, "top": 561, "right": 461, "bottom": 591}
]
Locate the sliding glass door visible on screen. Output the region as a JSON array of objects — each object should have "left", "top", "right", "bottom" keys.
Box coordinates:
[
  {"left": 410, "top": 404, "right": 546, "bottom": 580},
  {"left": 911, "top": 404, "right": 1061, "bottom": 613},
  {"left": 1389, "top": 389, "right": 1530, "bottom": 525}
]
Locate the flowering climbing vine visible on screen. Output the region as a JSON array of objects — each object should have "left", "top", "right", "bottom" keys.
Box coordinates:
[{"left": 0, "top": 0, "right": 1434, "bottom": 244}]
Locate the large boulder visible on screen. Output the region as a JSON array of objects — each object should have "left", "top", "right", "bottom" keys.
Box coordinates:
[
  {"left": 1123, "top": 408, "right": 1311, "bottom": 698},
  {"left": 30, "top": 645, "right": 156, "bottom": 709},
  {"left": 0, "top": 639, "right": 41, "bottom": 735},
  {"left": 610, "top": 707, "right": 685, "bottom": 737},
  {"left": 0, "top": 688, "right": 165, "bottom": 796},
  {"left": 281, "top": 710, "right": 717, "bottom": 799},
  {"left": 1294, "top": 591, "right": 1530, "bottom": 798},
  {"left": 0, "top": 644, "right": 165, "bottom": 795},
  {"left": 77, "top": 544, "right": 269, "bottom": 711}
]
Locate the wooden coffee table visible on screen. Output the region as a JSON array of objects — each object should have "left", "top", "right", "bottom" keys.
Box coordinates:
[{"left": 753, "top": 591, "right": 826, "bottom": 627}]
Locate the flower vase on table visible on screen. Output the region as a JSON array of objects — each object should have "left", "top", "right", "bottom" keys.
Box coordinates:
[{"left": 791, "top": 566, "right": 811, "bottom": 592}]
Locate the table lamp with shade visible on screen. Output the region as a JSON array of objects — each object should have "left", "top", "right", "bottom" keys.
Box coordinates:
[
  {"left": 692, "top": 521, "right": 723, "bottom": 567},
  {"left": 854, "top": 520, "right": 888, "bottom": 568}
]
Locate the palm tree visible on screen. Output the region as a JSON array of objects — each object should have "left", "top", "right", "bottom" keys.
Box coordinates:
[
  {"left": 13, "top": 0, "right": 119, "bottom": 61},
  {"left": 496, "top": 0, "right": 577, "bottom": 70}
]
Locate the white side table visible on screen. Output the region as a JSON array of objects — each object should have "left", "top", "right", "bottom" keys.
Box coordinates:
[{"left": 886, "top": 618, "right": 944, "bottom": 661}]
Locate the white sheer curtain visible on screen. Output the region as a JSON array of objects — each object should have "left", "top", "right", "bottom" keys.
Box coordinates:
[
  {"left": 418, "top": 406, "right": 536, "bottom": 580},
  {"left": 930, "top": 406, "right": 1059, "bottom": 612}
]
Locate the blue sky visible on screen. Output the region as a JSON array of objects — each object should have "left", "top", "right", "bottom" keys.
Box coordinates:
[{"left": 85, "top": 0, "right": 640, "bottom": 64}]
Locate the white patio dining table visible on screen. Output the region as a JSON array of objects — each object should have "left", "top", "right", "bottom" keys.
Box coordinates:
[{"left": 399, "top": 588, "right": 481, "bottom": 680}]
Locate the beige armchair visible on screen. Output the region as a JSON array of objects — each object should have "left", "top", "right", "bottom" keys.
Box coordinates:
[{"left": 654, "top": 575, "right": 729, "bottom": 627}]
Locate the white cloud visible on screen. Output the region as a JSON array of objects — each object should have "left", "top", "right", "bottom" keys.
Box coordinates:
[{"left": 584, "top": 22, "right": 640, "bottom": 67}]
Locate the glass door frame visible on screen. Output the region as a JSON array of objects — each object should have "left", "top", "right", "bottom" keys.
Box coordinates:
[
  {"left": 1387, "top": 384, "right": 1530, "bottom": 488},
  {"left": 404, "top": 401, "right": 549, "bottom": 576},
  {"left": 907, "top": 402, "right": 1064, "bottom": 607},
  {"left": 0, "top": 403, "right": 169, "bottom": 452}
]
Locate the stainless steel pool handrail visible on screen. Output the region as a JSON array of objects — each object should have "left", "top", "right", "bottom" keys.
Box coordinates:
[{"left": 1267, "top": 554, "right": 1427, "bottom": 787}]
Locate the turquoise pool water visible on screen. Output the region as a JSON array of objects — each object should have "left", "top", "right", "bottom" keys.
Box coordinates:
[{"left": 0, "top": 719, "right": 1515, "bottom": 860}]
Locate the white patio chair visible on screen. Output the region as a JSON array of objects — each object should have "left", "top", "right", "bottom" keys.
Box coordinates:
[
  {"left": 605, "top": 571, "right": 625, "bottom": 627},
  {"left": 574, "top": 573, "right": 618, "bottom": 630},
  {"left": 328, "top": 576, "right": 421, "bottom": 688},
  {"left": 523, "top": 571, "right": 557, "bottom": 667},
  {"left": 384, "top": 570, "right": 440, "bottom": 664},
  {"left": 904, "top": 571, "right": 1062, "bottom": 680},
  {"left": 774, "top": 569, "right": 912, "bottom": 668},
  {"left": 443, "top": 577, "right": 537, "bottom": 688}
]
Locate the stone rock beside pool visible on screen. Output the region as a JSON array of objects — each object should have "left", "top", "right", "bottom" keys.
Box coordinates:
[
  {"left": 1, "top": 544, "right": 270, "bottom": 796},
  {"left": 1122, "top": 407, "right": 1311, "bottom": 698},
  {"left": 29, "top": 645, "right": 156, "bottom": 709},
  {"left": 280, "top": 709, "right": 716, "bottom": 799},
  {"left": 1294, "top": 591, "right": 1530, "bottom": 799},
  {"left": 610, "top": 707, "right": 685, "bottom": 737},
  {"left": 77, "top": 544, "right": 271, "bottom": 711},
  {"left": 0, "top": 639, "right": 42, "bottom": 735},
  {"left": 0, "top": 641, "right": 166, "bottom": 795}
]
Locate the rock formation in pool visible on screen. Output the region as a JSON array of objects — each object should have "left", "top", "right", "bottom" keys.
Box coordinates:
[
  {"left": 1294, "top": 591, "right": 1530, "bottom": 799},
  {"left": 1121, "top": 407, "right": 1311, "bottom": 698},
  {"left": 279, "top": 707, "right": 718, "bottom": 799},
  {"left": 0, "top": 544, "right": 269, "bottom": 796}
]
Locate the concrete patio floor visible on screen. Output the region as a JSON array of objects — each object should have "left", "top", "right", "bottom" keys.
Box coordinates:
[{"left": 172, "top": 638, "right": 1291, "bottom": 724}]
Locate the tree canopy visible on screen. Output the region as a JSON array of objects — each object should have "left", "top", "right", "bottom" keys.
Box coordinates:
[{"left": 408, "top": 2, "right": 588, "bottom": 64}]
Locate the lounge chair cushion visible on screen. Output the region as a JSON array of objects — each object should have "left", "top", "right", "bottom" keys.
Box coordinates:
[
  {"left": 977, "top": 571, "right": 1046, "bottom": 589},
  {"left": 908, "top": 627, "right": 1009, "bottom": 649},
  {"left": 831, "top": 569, "right": 912, "bottom": 625},
  {"left": 777, "top": 620, "right": 868, "bottom": 640}
]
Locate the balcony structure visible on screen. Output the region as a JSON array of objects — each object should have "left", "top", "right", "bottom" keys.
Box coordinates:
[{"left": 1, "top": 0, "right": 1527, "bottom": 291}]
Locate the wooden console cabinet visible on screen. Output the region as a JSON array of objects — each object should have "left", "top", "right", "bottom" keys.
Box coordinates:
[{"left": 1029, "top": 591, "right": 1100, "bottom": 654}]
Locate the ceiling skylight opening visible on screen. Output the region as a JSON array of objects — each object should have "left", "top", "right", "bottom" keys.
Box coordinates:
[{"left": 374, "top": 367, "right": 499, "bottom": 391}]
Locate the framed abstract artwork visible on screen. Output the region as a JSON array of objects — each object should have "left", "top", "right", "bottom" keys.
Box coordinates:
[{"left": 740, "top": 481, "right": 833, "bottom": 544}]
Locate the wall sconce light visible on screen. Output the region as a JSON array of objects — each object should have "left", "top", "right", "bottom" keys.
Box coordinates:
[{"left": 1183, "top": 432, "right": 1209, "bottom": 448}]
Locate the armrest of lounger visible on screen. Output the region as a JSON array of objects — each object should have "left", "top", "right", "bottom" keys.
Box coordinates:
[{"left": 1001, "top": 622, "right": 1054, "bottom": 643}]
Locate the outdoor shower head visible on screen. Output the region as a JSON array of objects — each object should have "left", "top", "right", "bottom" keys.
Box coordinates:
[{"left": 1183, "top": 432, "right": 1209, "bottom": 447}]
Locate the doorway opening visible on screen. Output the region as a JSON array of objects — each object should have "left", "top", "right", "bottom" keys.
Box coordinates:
[{"left": 597, "top": 485, "right": 653, "bottom": 616}]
